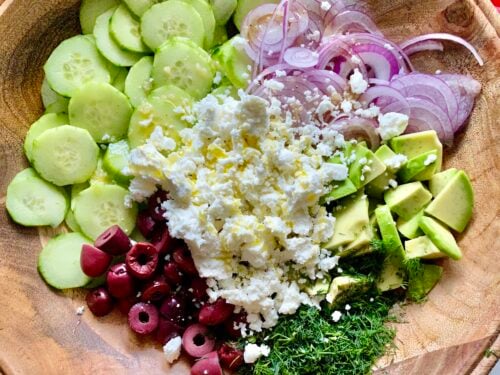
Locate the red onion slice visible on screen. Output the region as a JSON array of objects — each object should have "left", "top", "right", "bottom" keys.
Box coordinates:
[
  {"left": 300, "top": 69, "right": 347, "bottom": 93},
  {"left": 390, "top": 73, "right": 459, "bottom": 126},
  {"left": 329, "top": 117, "right": 380, "bottom": 150},
  {"left": 284, "top": 47, "right": 319, "bottom": 68},
  {"left": 359, "top": 85, "right": 410, "bottom": 116},
  {"left": 400, "top": 33, "right": 484, "bottom": 66},
  {"left": 324, "top": 10, "right": 383, "bottom": 37},
  {"left": 352, "top": 44, "right": 400, "bottom": 80},
  {"left": 406, "top": 97, "right": 454, "bottom": 145},
  {"left": 402, "top": 40, "right": 444, "bottom": 55}
]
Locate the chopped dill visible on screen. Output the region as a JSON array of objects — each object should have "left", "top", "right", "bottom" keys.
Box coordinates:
[{"left": 238, "top": 295, "right": 398, "bottom": 375}]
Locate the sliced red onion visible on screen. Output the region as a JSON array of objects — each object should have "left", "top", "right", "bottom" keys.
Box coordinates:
[
  {"left": 359, "top": 85, "right": 410, "bottom": 116},
  {"left": 324, "top": 10, "right": 383, "bottom": 37},
  {"left": 300, "top": 69, "right": 347, "bottom": 93},
  {"left": 438, "top": 74, "right": 481, "bottom": 132},
  {"left": 352, "top": 44, "right": 400, "bottom": 80},
  {"left": 368, "top": 78, "right": 390, "bottom": 86},
  {"left": 406, "top": 97, "right": 454, "bottom": 145},
  {"left": 402, "top": 40, "right": 444, "bottom": 55},
  {"left": 284, "top": 47, "right": 319, "bottom": 68},
  {"left": 390, "top": 73, "right": 458, "bottom": 126},
  {"left": 400, "top": 33, "right": 484, "bottom": 66},
  {"left": 329, "top": 117, "right": 380, "bottom": 150}
]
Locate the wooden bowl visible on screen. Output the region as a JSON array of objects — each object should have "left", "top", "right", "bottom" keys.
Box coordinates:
[{"left": 0, "top": 0, "right": 498, "bottom": 374}]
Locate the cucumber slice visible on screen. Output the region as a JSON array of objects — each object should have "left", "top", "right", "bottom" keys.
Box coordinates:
[
  {"left": 24, "top": 113, "right": 69, "bottom": 161},
  {"left": 128, "top": 96, "right": 190, "bottom": 148},
  {"left": 90, "top": 156, "right": 114, "bottom": 186},
  {"left": 125, "top": 56, "right": 154, "bottom": 107},
  {"left": 38, "top": 233, "right": 93, "bottom": 289},
  {"left": 103, "top": 140, "right": 132, "bottom": 184},
  {"left": 80, "top": 0, "right": 120, "bottom": 34},
  {"left": 233, "top": 0, "right": 280, "bottom": 30},
  {"left": 179, "top": 0, "right": 216, "bottom": 49},
  {"left": 214, "top": 37, "right": 252, "bottom": 88},
  {"left": 110, "top": 5, "right": 150, "bottom": 53},
  {"left": 123, "top": 0, "right": 160, "bottom": 17},
  {"left": 141, "top": 1, "right": 205, "bottom": 50},
  {"left": 72, "top": 182, "right": 91, "bottom": 199},
  {"left": 112, "top": 67, "right": 129, "bottom": 92},
  {"left": 69, "top": 82, "right": 132, "bottom": 143},
  {"left": 152, "top": 38, "right": 214, "bottom": 99},
  {"left": 32, "top": 125, "right": 99, "bottom": 186},
  {"left": 44, "top": 35, "right": 111, "bottom": 97},
  {"left": 94, "top": 9, "right": 144, "bottom": 67},
  {"left": 41, "top": 77, "right": 69, "bottom": 110},
  {"left": 6, "top": 168, "right": 68, "bottom": 228},
  {"left": 149, "top": 85, "right": 193, "bottom": 107},
  {"left": 212, "top": 25, "right": 228, "bottom": 47},
  {"left": 65, "top": 209, "right": 82, "bottom": 232},
  {"left": 210, "top": 0, "right": 237, "bottom": 26},
  {"left": 73, "top": 184, "right": 138, "bottom": 240}
]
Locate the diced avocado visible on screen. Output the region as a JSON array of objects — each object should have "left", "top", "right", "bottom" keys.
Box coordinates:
[
  {"left": 305, "top": 276, "right": 331, "bottom": 297},
  {"left": 407, "top": 264, "right": 443, "bottom": 301},
  {"left": 390, "top": 130, "right": 442, "bottom": 180},
  {"left": 419, "top": 216, "right": 462, "bottom": 260},
  {"left": 341, "top": 224, "right": 374, "bottom": 256},
  {"left": 323, "top": 178, "right": 358, "bottom": 202},
  {"left": 366, "top": 146, "right": 401, "bottom": 199},
  {"left": 405, "top": 235, "right": 446, "bottom": 259},
  {"left": 326, "top": 275, "right": 371, "bottom": 307},
  {"left": 397, "top": 209, "right": 425, "bottom": 239},
  {"left": 397, "top": 150, "right": 438, "bottom": 183},
  {"left": 377, "top": 256, "right": 405, "bottom": 292},
  {"left": 374, "top": 205, "right": 404, "bottom": 257},
  {"left": 425, "top": 171, "right": 474, "bottom": 232},
  {"left": 375, "top": 145, "right": 397, "bottom": 162},
  {"left": 384, "top": 182, "right": 432, "bottom": 220},
  {"left": 348, "top": 145, "right": 386, "bottom": 189},
  {"left": 429, "top": 168, "right": 458, "bottom": 196},
  {"left": 325, "top": 193, "right": 369, "bottom": 250}
]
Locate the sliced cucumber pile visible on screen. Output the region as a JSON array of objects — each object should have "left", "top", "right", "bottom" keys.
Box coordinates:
[{"left": 8, "top": 0, "right": 253, "bottom": 290}]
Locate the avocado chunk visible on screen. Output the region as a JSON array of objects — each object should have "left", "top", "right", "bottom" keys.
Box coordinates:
[
  {"left": 377, "top": 257, "right": 405, "bottom": 292},
  {"left": 348, "top": 144, "right": 387, "bottom": 189},
  {"left": 323, "top": 178, "right": 358, "bottom": 202},
  {"left": 397, "top": 150, "right": 438, "bottom": 183},
  {"left": 407, "top": 264, "right": 443, "bottom": 301},
  {"left": 397, "top": 209, "right": 425, "bottom": 239},
  {"left": 341, "top": 224, "right": 374, "bottom": 256},
  {"left": 325, "top": 193, "right": 369, "bottom": 251},
  {"left": 390, "top": 130, "right": 442, "bottom": 180},
  {"left": 326, "top": 275, "right": 371, "bottom": 307},
  {"left": 366, "top": 145, "right": 405, "bottom": 199},
  {"left": 419, "top": 216, "right": 462, "bottom": 260},
  {"left": 429, "top": 168, "right": 458, "bottom": 196},
  {"left": 405, "top": 235, "right": 446, "bottom": 259},
  {"left": 384, "top": 182, "right": 432, "bottom": 220},
  {"left": 304, "top": 276, "right": 331, "bottom": 297},
  {"left": 425, "top": 171, "right": 474, "bottom": 232}
]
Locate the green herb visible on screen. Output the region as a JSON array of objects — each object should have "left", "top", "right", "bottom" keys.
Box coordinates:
[{"left": 239, "top": 295, "right": 398, "bottom": 375}]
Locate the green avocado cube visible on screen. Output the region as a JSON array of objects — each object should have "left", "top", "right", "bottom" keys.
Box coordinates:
[
  {"left": 405, "top": 235, "right": 446, "bottom": 259},
  {"left": 419, "top": 216, "right": 462, "bottom": 260},
  {"left": 425, "top": 171, "right": 474, "bottom": 232},
  {"left": 429, "top": 168, "right": 458, "bottom": 196},
  {"left": 390, "top": 130, "right": 442, "bottom": 180},
  {"left": 374, "top": 205, "right": 404, "bottom": 257},
  {"left": 384, "top": 182, "right": 432, "bottom": 220},
  {"left": 348, "top": 145, "right": 386, "bottom": 189},
  {"left": 377, "top": 256, "right": 405, "bottom": 292},
  {"left": 326, "top": 275, "right": 371, "bottom": 307},
  {"left": 305, "top": 276, "right": 332, "bottom": 297},
  {"left": 397, "top": 150, "right": 438, "bottom": 183},
  {"left": 407, "top": 264, "right": 443, "bottom": 301},
  {"left": 397, "top": 209, "right": 425, "bottom": 239},
  {"left": 323, "top": 178, "right": 358, "bottom": 202}
]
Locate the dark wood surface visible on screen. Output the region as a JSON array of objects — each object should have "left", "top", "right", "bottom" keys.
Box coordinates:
[{"left": 0, "top": 0, "right": 498, "bottom": 374}]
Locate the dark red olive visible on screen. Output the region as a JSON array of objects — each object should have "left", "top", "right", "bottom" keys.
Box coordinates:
[
  {"left": 117, "top": 297, "right": 138, "bottom": 315},
  {"left": 218, "top": 344, "right": 244, "bottom": 370},
  {"left": 198, "top": 299, "right": 234, "bottom": 326},
  {"left": 126, "top": 243, "right": 159, "bottom": 280},
  {"left": 94, "top": 225, "right": 131, "bottom": 256},
  {"left": 156, "top": 318, "right": 184, "bottom": 345},
  {"left": 160, "top": 294, "right": 188, "bottom": 325},
  {"left": 86, "top": 288, "right": 113, "bottom": 317},
  {"left": 148, "top": 190, "right": 168, "bottom": 222},
  {"left": 182, "top": 324, "right": 215, "bottom": 358},
  {"left": 223, "top": 312, "right": 247, "bottom": 339},
  {"left": 163, "top": 262, "right": 184, "bottom": 285},
  {"left": 172, "top": 248, "right": 198, "bottom": 276},
  {"left": 190, "top": 351, "right": 222, "bottom": 375},
  {"left": 189, "top": 278, "right": 208, "bottom": 302},
  {"left": 141, "top": 275, "right": 171, "bottom": 302},
  {"left": 106, "top": 263, "right": 135, "bottom": 299},
  {"left": 136, "top": 211, "right": 156, "bottom": 239},
  {"left": 80, "top": 244, "right": 112, "bottom": 277},
  {"left": 150, "top": 226, "right": 174, "bottom": 254},
  {"left": 128, "top": 302, "right": 159, "bottom": 335}
]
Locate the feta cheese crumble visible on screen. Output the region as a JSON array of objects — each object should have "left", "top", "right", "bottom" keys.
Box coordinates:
[
  {"left": 331, "top": 310, "right": 342, "bottom": 322},
  {"left": 424, "top": 153, "right": 437, "bottom": 166},
  {"left": 377, "top": 112, "right": 409, "bottom": 141},
  {"left": 163, "top": 336, "right": 182, "bottom": 364},
  {"left": 349, "top": 69, "right": 368, "bottom": 94},
  {"left": 244, "top": 344, "right": 271, "bottom": 363}
]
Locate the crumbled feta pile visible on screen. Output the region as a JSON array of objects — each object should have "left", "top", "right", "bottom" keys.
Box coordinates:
[
  {"left": 244, "top": 343, "right": 271, "bottom": 364},
  {"left": 127, "top": 93, "right": 345, "bottom": 333},
  {"left": 163, "top": 336, "right": 182, "bottom": 364}
]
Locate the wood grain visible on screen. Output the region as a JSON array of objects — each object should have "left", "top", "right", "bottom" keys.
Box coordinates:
[{"left": 0, "top": 1, "right": 498, "bottom": 374}]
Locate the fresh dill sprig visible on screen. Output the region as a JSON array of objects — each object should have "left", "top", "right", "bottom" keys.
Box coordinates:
[{"left": 238, "top": 295, "right": 398, "bottom": 375}]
